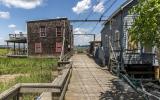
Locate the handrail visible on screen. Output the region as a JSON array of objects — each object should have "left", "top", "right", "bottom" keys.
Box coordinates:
[
  {"left": 9, "top": 34, "right": 27, "bottom": 40},
  {"left": 0, "top": 62, "right": 73, "bottom": 100}
]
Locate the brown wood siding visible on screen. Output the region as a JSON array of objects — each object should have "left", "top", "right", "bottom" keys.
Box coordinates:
[{"left": 27, "top": 19, "right": 72, "bottom": 57}]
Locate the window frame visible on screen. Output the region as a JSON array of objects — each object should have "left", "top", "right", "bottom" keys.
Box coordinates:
[
  {"left": 56, "top": 27, "right": 62, "bottom": 37},
  {"left": 35, "top": 43, "right": 42, "bottom": 53},
  {"left": 40, "top": 26, "right": 46, "bottom": 37},
  {"left": 56, "top": 42, "right": 62, "bottom": 53}
]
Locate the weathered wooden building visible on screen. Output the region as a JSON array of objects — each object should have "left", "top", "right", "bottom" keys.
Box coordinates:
[
  {"left": 101, "top": 0, "right": 159, "bottom": 80},
  {"left": 27, "top": 18, "right": 73, "bottom": 57}
]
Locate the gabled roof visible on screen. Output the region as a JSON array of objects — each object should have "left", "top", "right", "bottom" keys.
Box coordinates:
[{"left": 104, "top": 0, "right": 134, "bottom": 24}]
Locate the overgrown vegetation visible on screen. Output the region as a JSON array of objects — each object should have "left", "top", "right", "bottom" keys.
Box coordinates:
[
  {"left": 0, "top": 48, "right": 8, "bottom": 56},
  {"left": 0, "top": 58, "right": 57, "bottom": 74},
  {"left": 0, "top": 58, "right": 58, "bottom": 93},
  {"left": 129, "top": 0, "right": 160, "bottom": 47}
]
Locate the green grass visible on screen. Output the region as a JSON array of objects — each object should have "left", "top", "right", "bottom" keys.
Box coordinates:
[
  {"left": 0, "top": 48, "right": 8, "bottom": 56},
  {"left": 0, "top": 57, "right": 58, "bottom": 93},
  {"left": 0, "top": 58, "right": 57, "bottom": 75}
]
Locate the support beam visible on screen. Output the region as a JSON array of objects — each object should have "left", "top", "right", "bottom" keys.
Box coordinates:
[
  {"left": 7, "top": 42, "right": 9, "bottom": 54},
  {"left": 74, "top": 34, "right": 96, "bottom": 41},
  {"left": 70, "top": 20, "right": 106, "bottom": 22},
  {"left": 14, "top": 42, "right": 16, "bottom": 55},
  {"left": 18, "top": 43, "right": 20, "bottom": 55}
]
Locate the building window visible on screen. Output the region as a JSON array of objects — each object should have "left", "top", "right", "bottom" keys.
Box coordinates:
[
  {"left": 35, "top": 43, "right": 42, "bottom": 53},
  {"left": 115, "top": 30, "right": 120, "bottom": 48},
  {"left": 56, "top": 42, "right": 62, "bottom": 53},
  {"left": 40, "top": 26, "right": 46, "bottom": 37},
  {"left": 109, "top": 20, "right": 112, "bottom": 30},
  {"left": 56, "top": 27, "right": 62, "bottom": 37}
]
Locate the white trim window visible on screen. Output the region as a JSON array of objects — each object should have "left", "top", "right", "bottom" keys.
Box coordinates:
[
  {"left": 115, "top": 30, "right": 120, "bottom": 48},
  {"left": 56, "top": 42, "right": 62, "bottom": 53},
  {"left": 35, "top": 43, "right": 42, "bottom": 53},
  {"left": 56, "top": 27, "right": 62, "bottom": 37},
  {"left": 40, "top": 26, "right": 46, "bottom": 37}
]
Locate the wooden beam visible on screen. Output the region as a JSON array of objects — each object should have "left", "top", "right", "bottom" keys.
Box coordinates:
[
  {"left": 70, "top": 20, "right": 106, "bottom": 22},
  {"left": 0, "top": 84, "right": 20, "bottom": 100}
]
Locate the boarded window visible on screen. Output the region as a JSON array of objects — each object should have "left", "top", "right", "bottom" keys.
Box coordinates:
[
  {"left": 128, "top": 34, "right": 138, "bottom": 51},
  {"left": 56, "top": 42, "right": 62, "bottom": 53},
  {"left": 35, "top": 43, "right": 42, "bottom": 53},
  {"left": 40, "top": 26, "right": 46, "bottom": 37},
  {"left": 56, "top": 27, "right": 62, "bottom": 37}
]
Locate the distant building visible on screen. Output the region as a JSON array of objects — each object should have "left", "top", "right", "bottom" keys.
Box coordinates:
[
  {"left": 6, "top": 33, "right": 27, "bottom": 57},
  {"left": 6, "top": 18, "right": 73, "bottom": 57},
  {"left": 27, "top": 18, "right": 73, "bottom": 57},
  {"left": 89, "top": 41, "right": 101, "bottom": 56}
]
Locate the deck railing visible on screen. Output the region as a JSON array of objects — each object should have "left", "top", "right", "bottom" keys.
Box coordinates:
[
  {"left": 0, "top": 50, "right": 73, "bottom": 100},
  {"left": 0, "top": 62, "right": 72, "bottom": 100},
  {"left": 9, "top": 34, "right": 27, "bottom": 40},
  {"left": 124, "top": 53, "right": 155, "bottom": 65}
]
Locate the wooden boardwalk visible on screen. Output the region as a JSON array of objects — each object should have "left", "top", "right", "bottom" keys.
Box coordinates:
[{"left": 65, "top": 54, "right": 117, "bottom": 100}]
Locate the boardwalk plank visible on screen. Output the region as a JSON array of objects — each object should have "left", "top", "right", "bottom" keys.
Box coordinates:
[
  {"left": 65, "top": 54, "right": 143, "bottom": 100},
  {"left": 65, "top": 54, "right": 117, "bottom": 100}
]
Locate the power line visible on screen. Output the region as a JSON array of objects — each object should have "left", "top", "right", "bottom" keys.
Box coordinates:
[
  {"left": 73, "top": 0, "right": 117, "bottom": 43},
  {"left": 75, "top": 0, "right": 102, "bottom": 28},
  {"left": 89, "top": 0, "right": 117, "bottom": 40},
  {"left": 100, "top": 0, "right": 117, "bottom": 19}
]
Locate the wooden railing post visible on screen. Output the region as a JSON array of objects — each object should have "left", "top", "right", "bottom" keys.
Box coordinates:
[{"left": 13, "top": 94, "right": 19, "bottom": 100}]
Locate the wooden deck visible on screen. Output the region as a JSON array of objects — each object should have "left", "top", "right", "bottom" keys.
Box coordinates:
[
  {"left": 65, "top": 54, "right": 143, "bottom": 100},
  {"left": 65, "top": 54, "right": 117, "bottom": 100}
]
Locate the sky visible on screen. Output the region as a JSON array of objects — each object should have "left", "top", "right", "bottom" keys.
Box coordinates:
[{"left": 0, "top": 0, "right": 126, "bottom": 45}]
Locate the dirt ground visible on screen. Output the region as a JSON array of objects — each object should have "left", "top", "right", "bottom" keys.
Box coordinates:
[{"left": 0, "top": 74, "right": 29, "bottom": 83}]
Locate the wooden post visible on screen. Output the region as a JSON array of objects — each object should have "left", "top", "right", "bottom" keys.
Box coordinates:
[
  {"left": 23, "top": 43, "right": 25, "bottom": 55},
  {"left": 155, "top": 66, "right": 160, "bottom": 80},
  {"left": 93, "top": 34, "right": 95, "bottom": 41},
  {"left": 14, "top": 42, "right": 16, "bottom": 55},
  {"left": 18, "top": 43, "right": 20, "bottom": 55},
  {"left": 13, "top": 94, "right": 19, "bottom": 100},
  {"left": 7, "top": 42, "right": 9, "bottom": 54}
]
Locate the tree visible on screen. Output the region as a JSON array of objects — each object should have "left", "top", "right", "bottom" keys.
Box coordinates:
[{"left": 129, "top": 0, "right": 160, "bottom": 48}]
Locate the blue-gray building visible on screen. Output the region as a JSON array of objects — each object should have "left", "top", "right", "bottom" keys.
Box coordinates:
[{"left": 101, "top": 0, "right": 159, "bottom": 80}]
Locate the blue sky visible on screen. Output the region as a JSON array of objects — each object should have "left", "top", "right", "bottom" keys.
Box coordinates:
[{"left": 0, "top": 0, "right": 126, "bottom": 45}]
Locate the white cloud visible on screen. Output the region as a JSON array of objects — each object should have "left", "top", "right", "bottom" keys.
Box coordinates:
[
  {"left": 73, "top": 28, "right": 88, "bottom": 34},
  {"left": 73, "top": 28, "right": 93, "bottom": 45},
  {"left": 72, "top": 0, "right": 91, "bottom": 14},
  {"left": 0, "top": 0, "right": 43, "bottom": 9},
  {"left": 93, "top": 1, "right": 105, "bottom": 13},
  {"left": 0, "top": 11, "right": 10, "bottom": 19},
  {"left": 8, "top": 24, "right": 16, "bottom": 28},
  {"left": 95, "top": 33, "right": 101, "bottom": 41}
]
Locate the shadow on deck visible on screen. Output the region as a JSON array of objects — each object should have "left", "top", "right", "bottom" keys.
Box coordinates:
[{"left": 100, "top": 79, "right": 144, "bottom": 100}]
